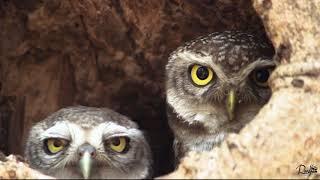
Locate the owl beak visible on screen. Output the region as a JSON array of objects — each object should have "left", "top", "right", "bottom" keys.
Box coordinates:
[
  {"left": 79, "top": 151, "right": 93, "bottom": 179},
  {"left": 226, "top": 89, "right": 236, "bottom": 121}
]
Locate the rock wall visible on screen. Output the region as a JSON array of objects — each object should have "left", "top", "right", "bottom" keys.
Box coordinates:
[{"left": 1, "top": 0, "right": 274, "bottom": 177}]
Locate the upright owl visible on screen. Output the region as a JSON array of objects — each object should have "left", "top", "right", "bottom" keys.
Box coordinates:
[
  {"left": 25, "top": 106, "right": 152, "bottom": 179},
  {"left": 166, "top": 31, "right": 276, "bottom": 162}
]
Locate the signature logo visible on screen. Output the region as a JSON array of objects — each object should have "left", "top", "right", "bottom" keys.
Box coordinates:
[{"left": 296, "top": 164, "right": 318, "bottom": 176}]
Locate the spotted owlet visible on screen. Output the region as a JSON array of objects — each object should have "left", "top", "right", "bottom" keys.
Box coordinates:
[
  {"left": 24, "top": 106, "right": 152, "bottom": 179},
  {"left": 165, "top": 31, "right": 275, "bottom": 162}
]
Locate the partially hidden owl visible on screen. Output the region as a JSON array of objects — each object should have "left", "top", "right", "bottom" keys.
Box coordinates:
[
  {"left": 166, "top": 31, "right": 276, "bottom": 162},
  {"left": 25, "top": 106, "right": 152, "bottom": 179}
]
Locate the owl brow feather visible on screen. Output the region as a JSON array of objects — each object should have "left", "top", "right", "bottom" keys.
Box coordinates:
[
  {"left": 55, "top": 156, "right": 68, "bottom": 170},
  {"left": 99, "top": 151, "right": 114, "bottom": 166},
  {"left": 45, "top": 156, "right": 65, "bottom": 170},
  {"left": 99, "top": 153, "right": 129, "bottom": 173},
  {"left": 237, "top": 59, "right": 275, "bottom": 81},
  {"left": 204, "top": 88, "right": 225, "bottom": 103},
  {"left": 241, "top": 86, "right": 259, "bottom": 103},
  {"left": 48, "top": 150, "right": 74, "bottom": 170}
]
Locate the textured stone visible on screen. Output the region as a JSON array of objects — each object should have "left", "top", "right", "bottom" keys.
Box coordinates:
[{"left": 0, "top": 155, "right": 53, "bottom": 179}]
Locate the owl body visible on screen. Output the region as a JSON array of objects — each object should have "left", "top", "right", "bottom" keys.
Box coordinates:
[
  {"left": 166, "top": 31, "right": 275, "bottom": 162},
  {"left": 25, "top": 106, "right": 152, "bottom": 179}
]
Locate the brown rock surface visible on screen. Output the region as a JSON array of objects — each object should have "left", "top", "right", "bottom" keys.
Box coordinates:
[
  {"left": 0, "top": 0, "right": 267, "bottom": 177},
  {"left": 0, "top": 155, "right": 53, "bottom": 179},
  {"left": 161, "top": 0, "right": 320, "bottom": 178}
]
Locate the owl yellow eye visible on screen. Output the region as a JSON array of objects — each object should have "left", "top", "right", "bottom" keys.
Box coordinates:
[
  {"left": 251, "top": 67, "right": 273, "bottom": 87},
  {"left": 45, "top": 138, "right": 69, "bottom": 154},
  {"left": 108, "top": 137, "right": 129, "bottom": 153},
  {"left": 190, "top": 64, "right": 214, "bottom": 86}
]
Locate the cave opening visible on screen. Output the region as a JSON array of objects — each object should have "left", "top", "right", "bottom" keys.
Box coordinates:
[{"left": 0, "top": 0, "right": 273, "bottom": 178}]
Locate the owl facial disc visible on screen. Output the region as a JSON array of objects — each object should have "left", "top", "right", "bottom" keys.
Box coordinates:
[
  {"left": 24, "top": 106, "right": 152, "bottom": 179},
  {"left": 165, "top": 31, "right": 276, "bottom": 163}
]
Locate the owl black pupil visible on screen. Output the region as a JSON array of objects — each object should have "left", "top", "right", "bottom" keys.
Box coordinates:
[
  {"left": 111, "top": 138, "right": 121, "bottom": 146},
  {"left": 53, "top": 140, "right": 62, "bottom": 147},
  {"left": 255, "top": 69, "right": 270, "bottom": 83},
  {"left": 196, "top": 66, "right": 209, "bottom": 80}
]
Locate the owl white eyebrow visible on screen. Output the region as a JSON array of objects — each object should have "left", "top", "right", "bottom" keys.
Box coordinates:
[
  {"left": 106, "top": 129, "right": 142, "bottom": 138},
  {"left": 41, "top": 122, "right": 71, "bottom": 140},
  {"left": 95, "top": 122, "right": 141, "bottom": 138},
  {"left": 176, "top": 51, "right": 214, "bottom": 66},
  {"left": 238, "top": 59, "right": 276, "bottom": 79}
]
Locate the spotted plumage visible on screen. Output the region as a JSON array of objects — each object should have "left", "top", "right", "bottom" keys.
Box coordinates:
[
  {"left": 166, "top": 31, "right": 276, "bottom": 163},
  {"left": 25, "top": 106, "right": 152, "bottom": 179}
]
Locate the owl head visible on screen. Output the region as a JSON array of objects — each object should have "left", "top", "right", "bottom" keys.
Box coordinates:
[
  {"left": 25, "top": 106, "right": 152, "bottom": 179},
  {"left": 166, "top": 31, "right": 276, "bottom": 133}
]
